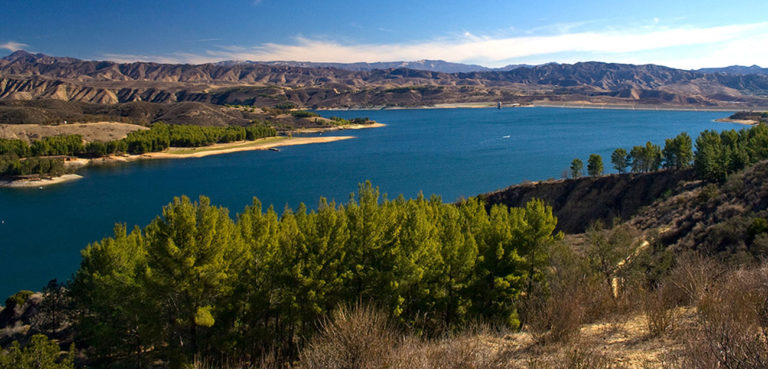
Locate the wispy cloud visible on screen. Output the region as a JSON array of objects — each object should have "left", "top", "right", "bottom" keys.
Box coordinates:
[
  {"left": 99, "top": 22, "right": 768, "bottom": 69},
  {"left": 102, "top": 52, "right": 211, "bottom": 65},
  {"left": 0, "top": 41, "right": 29, "bottom": 52}
]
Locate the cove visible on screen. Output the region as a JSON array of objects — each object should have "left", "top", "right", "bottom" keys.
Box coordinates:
[{"left": 0, "top": 107, "right": 743, "bottom": 298}]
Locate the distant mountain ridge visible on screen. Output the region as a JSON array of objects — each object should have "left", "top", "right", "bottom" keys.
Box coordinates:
[
  {"left": 2, "top": 50, "right": 768, "bottom": 109},
  {"left": 236, "top": 59, "right": 497, "bottom": 73},
  {"left": 234, "top": 60, "right": 538, "bottom": 73},
  {"left": 697, "top": 65, "right": 768, "bottom": 75}
]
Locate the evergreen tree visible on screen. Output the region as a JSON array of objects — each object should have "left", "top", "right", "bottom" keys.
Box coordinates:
[
  {"left": 611, "top": 148, "right": 628, "bottom": 174},
  {"left": 570, "top": 158, "right": 583, "bottom": 178},
  {"left": 143, "top": 196, "right": 248, "bottom": 366},
  {"left": 0, "top": 334, "right": 74, "bottom": 369},
  {"left": 662, "top": 132, "right": 693, "bottom": 169},
  {"left": 629, "top": 142, "right": 661, "bottom": 173},
  {"left": 694, "top": 130, "right": 728, "bottom": 182},
  {"left": 71, "top": 224, "right": 156, "bottom": 368},
  {"left": 587, "top": 154, "right": 603, "bottom": 176}
]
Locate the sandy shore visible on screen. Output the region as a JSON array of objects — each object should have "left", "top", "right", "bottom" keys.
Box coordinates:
[
  {"left": 532, "top": 103, "right": 749, "bottom": 112},
  {"left": 0, "top": 174, "right": 83, "bottom": 188},
  {"left": 714, "top": 118, "right": 759, "bottom": 125},
  {"left": 322, "top": 102, "right": 767, "bottom": 112},
  {"left": 292, "top": 122, "right": 386, "bottom": 133},
  {"left": 142, "top": 136, "right": 354, "bottom": 159},
  {"left": 0, "top": 136, "right": 355, "bottom": 188}
]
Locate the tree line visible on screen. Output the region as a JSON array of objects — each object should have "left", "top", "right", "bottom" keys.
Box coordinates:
[
  {"left": 329, "top": 116, "right": 371, "bottom": 126},
  {"left": 569, "top": 124, "right": 768, "bottom": 181},
  {"left": 70, "top": 183, "right": 559, "bottom": 368},
  {"left": 0, "top": 155, "right": 71, "bottom": 177},
  {"left": 121, "top": 122, "right": 276, "bottom": 155},
  {"left": 0, "top": 122, "right": 277, "bottom": 177},
  {"left": 0, "top": 122, "right": 277, "bottom": 159}
]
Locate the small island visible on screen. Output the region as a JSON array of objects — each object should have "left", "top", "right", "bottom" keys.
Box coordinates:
[{"left": 716, "top": 111, "right": 768, "bottom": 125}]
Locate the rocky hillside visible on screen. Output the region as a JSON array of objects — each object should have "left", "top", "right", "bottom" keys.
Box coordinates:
[
  {"left": 2, "top": 51, "right": 768, "bottom": 108},
  {"left": 480, "top": 158, "right": 768, "bottom": 263},
  {"left": 630, "top": 160, "right": 768, "bottom": 258},
  {"left": 0, "top": 99, "right": 369, "bottom": 130},
  {"left": 0, "top": 99, "right": 263, "bottom": 126},
  {"left": 479, "top": 170, "right": 697, "bottom": 234}
]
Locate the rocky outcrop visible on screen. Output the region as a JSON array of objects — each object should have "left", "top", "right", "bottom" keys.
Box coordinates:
[{"left": 0, "top": 292, "right": 42, "bottom": 346}]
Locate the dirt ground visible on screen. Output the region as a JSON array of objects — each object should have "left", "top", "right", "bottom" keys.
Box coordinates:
[{"left": 0, "top": 122, "right": 147, "bottom": 143}]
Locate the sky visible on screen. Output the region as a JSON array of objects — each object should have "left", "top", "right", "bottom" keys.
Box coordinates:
[{"left": 1, "top": 0, "right": 767, "bottom": 69}]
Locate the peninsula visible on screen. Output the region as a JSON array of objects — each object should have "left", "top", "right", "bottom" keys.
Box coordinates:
[{"left": 0, "top": 116, "right": 384, "bottom": 187}]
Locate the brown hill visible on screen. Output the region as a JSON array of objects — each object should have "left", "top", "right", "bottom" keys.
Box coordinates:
[
  {"left": 2, "top": 51, "right": 768, "bottom": 109},
  {"left": 0, "top": 99, "right": 358, "bottom": 130},
  {"left": 479, "top": 170, "right": 697, "bottom": 234}
]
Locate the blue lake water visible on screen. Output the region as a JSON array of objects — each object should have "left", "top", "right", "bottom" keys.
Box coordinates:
[{"left": 0, "top": 107, "right": 742, "bottom": 299}]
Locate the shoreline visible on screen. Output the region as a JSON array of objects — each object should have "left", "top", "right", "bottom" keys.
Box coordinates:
[
  {"left": 1, "top": 122, "right": 384, "bottom": 188},
  {"left": 714, "top": 118, "right": 760, "bottom": 125},
  {"left": 0, "top": 174, "right": 83, "bottom": 188},
  {"left": 291, "top": 122, "right": 386, "bottom": 133},
  {"left": 320, "top": 102, "right": 765, "bottom": 113},
  {"left": 1, "top": 136, "right": 358, "bottom": 188},
  {"left": 143, "top": 136, "right": 354, "bottom": 159}
]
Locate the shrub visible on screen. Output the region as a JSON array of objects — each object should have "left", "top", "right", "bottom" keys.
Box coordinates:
[
  {"left": 561, "top": 347, "right": 613, "bottom": 369},
  {"left": 4, "top": 290, "right": 34, "bottom": 309},
  {"left": 642, "top": 283, "right": 678, "bottom": 337},
  {"left": 291, "top": 110, "right": 320, "bottom": 118},
  {"left": 696, "top": 183, "right": 719, "bottom": 204},
  {"left": 0, "top": 334, "right": 74, "bottom": 369},
  {"left": 299, "top": 303, "right": 398, "bottom": 369},
  {"left": 677, "top": 264, "right": 768, "bottom": 368},
  {"left": 664, "top": 253, "right": 721, "bottom": 306}
]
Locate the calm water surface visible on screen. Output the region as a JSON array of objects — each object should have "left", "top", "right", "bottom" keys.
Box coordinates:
[{"left": 0, "top": 108, "right": 742, "bottom": 298}]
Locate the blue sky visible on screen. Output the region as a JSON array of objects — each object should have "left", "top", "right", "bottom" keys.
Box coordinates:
[{"left": 2, "top": 0, "right": 767, "bottom": 68}]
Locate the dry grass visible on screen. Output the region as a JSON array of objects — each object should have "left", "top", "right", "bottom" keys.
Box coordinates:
[
  {"left": 672, "top": 264, "right": 768, "bottom": 368},
  {"left": 300, "top": 303, "right": 398, "bottom": 369},
  {"left": 642, "top": 284, "right": 678, "bottom": 337},
  {"left": 0, "top": 122, "right": 147, "bottom": 143},
  {"left": 292, "top": 301, "right": 691, "bottom": 369}
]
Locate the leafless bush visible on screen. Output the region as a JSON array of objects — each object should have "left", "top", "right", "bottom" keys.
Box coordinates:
[
  {"left": 299, "top": 302, "right": 398, "bottom": 369},
  {"left": 643, "top": 283, "right": 678, "bottom": 337},
  {"left": 299, "top": 303, "right": 516, "bottom": 369},
  {"left": 389, "top": 333, "right": 511, "bottom": 369},
  {"left": 561, "top": 347, "right": 614, "bottom": 369},
  {"left": 664, "top": 253, "right": 721, "bottom": 306},
  {"left": 524, "top": 284, "right": 585, "bottom": 345},
  {"left": 526, "top": 346, "right": 614, "bottom": 369},
  {"left": 677, "top": 263, "right": 768, "bottom": 368}
]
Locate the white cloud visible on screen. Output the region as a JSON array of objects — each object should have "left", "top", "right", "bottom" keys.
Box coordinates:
[
  {"left": 100, "top": 22, "right": 768, "bottom": 69},
  {"left": 102, "top": 53, "right": 192, "bottom": 64},
  {"left": 0, "top": 41, "right": 29, "bottom": 52}
]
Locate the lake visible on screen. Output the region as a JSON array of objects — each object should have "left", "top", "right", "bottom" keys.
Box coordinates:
[{"left": 0, "top": 107, "right": 742, "bottom": 299}]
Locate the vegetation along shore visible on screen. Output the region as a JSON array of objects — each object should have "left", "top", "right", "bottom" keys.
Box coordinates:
[{"left": 0, "top": 114, "right": 381, "bottom": 187}]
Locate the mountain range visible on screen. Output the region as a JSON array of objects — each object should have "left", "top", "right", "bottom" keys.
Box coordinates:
[
  {"left": 1, "top": 50, "right": 767, "bottom": 111},
  {"left": 227, "top": 60, "right": 535, "bottom": 73},
  {"left": 696, "top": 65, "right": 768, "bottom": 75}
]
